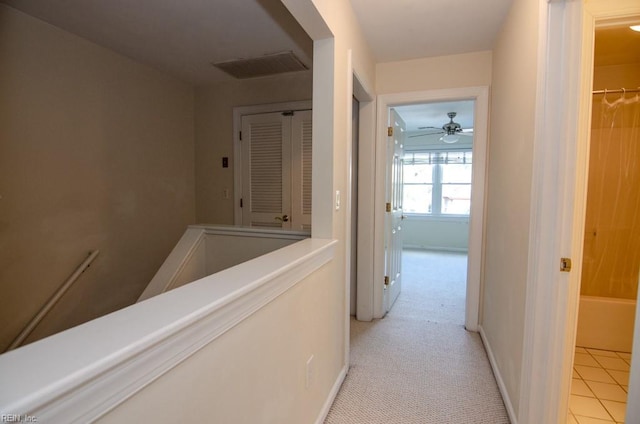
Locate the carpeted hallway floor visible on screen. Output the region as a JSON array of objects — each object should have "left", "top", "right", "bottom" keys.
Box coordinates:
[{"left": 324, "top": 250, "right": 510, "bottom": 424}]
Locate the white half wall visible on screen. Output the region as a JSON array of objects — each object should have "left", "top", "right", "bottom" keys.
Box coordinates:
[{"left": 0, "top": 239, "right": 339, "bottom": 424}]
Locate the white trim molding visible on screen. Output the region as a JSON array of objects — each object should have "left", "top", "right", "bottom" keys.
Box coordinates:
[
  {"left": 315, "top": 365, "right": 348, "bottom": 424},
  {"left": 479, "top": 326, "right": 518, "bottom": 424},
  {"left": 518, "top": 2, "right": 581, "bottom": 422},
  {"left": 0, "top": 238, "right": 336, "bottom": 423}
]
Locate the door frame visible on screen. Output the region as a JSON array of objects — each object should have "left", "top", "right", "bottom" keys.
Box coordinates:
[
  {"left": 517, "top": 1, "right": 640, "bottom": 422},
  {"left": 366, "top": 86, "right": 490, "bottom": 329},
  {"left": 233, "top": 100, "right": 312, "bottom": 226},
  {"left": 349, "top": 55, "right": 377, "bottom": 323}
]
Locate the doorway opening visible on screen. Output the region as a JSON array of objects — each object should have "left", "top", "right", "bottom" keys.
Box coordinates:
[
  {"left": 391, "top": 100, "right": 474, "bottom": 324},
  {"left": 364, "top": 87, "right": 489, "bottom": 330},
  {"left": 567, "top": 22, "right": 640, "bottom": 423}
]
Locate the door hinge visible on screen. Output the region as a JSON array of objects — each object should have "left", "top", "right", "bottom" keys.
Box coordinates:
[
  {"left": 240, "top": 198, "right": 243, "bottom": 208},
  {"left": 386, "top": 202, "right": 392, "bottom": 212},
  {"left": 239, "top": 131, "right": 242, "bottom": 141},
  {"left": 560, "top": 257, "right": 572, "bottom": 272},
  {"left": 384, "top": 275, "right": 390, "bottom": 286},
  {"left": 387, "top": 126, "right": 393, "bottom": 137}
]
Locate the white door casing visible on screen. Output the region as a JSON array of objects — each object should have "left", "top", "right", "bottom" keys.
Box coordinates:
[
  {"left": 371, "top": 87, "right": 489, "bottom": 327},
  {"left": 384, "top": 108, "right": 405, "bottom": 313},
  {"left": 518, "top": 1, "right": 640, "bottom": 423}
]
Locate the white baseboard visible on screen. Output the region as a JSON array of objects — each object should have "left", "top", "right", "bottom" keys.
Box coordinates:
[
  {"left": 479, "top": 325, "right": 518, "bottom": 424},
  {"left": 402, "top": 244, "right": 468, "bottom": 253},
  {"left": 315, "top": 365, "right": 347, "bottom": 424}
]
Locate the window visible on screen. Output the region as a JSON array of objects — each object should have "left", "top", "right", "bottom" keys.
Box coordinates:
[{"left": 403, "top": 150, "right": 472, "bottom": 216}]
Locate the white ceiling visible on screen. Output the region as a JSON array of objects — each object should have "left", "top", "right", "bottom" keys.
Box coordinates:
[
  {"left": 5, "top": 1, "right": 636, "bottom": 138},
  {"left": 349, "top": 0, "right": 514, "bottom": 63},
  {"left": 1, "top": 0, "right": 313, "bottom": 85},
  {"left": 2, "top": 0, "right": 517, "bottom": 85},
  {"left": 2, "top": 0, "right": 517, "bottom": 132}
]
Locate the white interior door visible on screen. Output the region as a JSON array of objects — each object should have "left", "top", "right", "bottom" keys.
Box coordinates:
[
  {"left": 241, "top": 112, "right": 291, "bottom": 229},
  {"left": 241, "top": 110, "right": 311, "bottom": 230},
  {"left": 384, "top": 108, "right": 405, "bottom": 313}
]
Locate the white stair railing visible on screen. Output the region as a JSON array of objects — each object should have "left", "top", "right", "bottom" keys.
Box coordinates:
[{"left": 6, "top": 250, "right": 100, "bottom": 352}]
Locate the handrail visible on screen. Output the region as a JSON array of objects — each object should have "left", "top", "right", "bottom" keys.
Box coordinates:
[{"left": 6, "top": 250, "right": 100, "bottom": 352}]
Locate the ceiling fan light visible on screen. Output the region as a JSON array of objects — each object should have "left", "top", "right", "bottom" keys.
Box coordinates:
[{"left": 440, "top": 134, "right": 460, "bottom": 144}]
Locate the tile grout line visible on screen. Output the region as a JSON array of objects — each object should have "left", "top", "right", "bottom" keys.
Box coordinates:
[
  {"left": 569, "top": 346, "right": 631, "bottom": 423},
  {"left": 580, "top": 347, "right": 629, "bottom": 423},
  {"left": 586, "top": 348, "right": 620, "bottom": 422}
]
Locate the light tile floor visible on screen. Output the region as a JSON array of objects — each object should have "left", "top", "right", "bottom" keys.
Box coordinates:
[{"left": 568, "top": 347, "right": 632, "bottom": 423}]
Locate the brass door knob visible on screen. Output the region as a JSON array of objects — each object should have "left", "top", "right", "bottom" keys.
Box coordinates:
[{"left": 275, "top": 214, "right": 289, "bottom": 222}]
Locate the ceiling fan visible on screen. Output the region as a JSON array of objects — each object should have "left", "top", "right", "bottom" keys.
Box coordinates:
[{"left": 409, "top": 112, "right": 473, "bottom": 143}]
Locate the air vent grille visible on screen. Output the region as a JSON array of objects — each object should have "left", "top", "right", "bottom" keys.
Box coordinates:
[{"left": 212, "top": 51, "right": 308, "bottom": 79}]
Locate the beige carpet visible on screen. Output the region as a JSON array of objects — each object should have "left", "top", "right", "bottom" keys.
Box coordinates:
[{"left": 325, "top": 250, "right": 510, "bottom": 424}]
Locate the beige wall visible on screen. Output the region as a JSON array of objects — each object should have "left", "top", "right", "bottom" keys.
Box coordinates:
[
  {"left": 97, "top": 0, "right": 377, "bottom": 421},
  {"left": 0, "top": 5, "right": 196, "bottom": 350},
  {"left": 194, "top": 74, "right": 312, "bottom": 224},
  {"left": 376, "top": 51, "right": 492, "bottom": 94},
  {"left": 481, "top": 0, "right": 539, "bottom": 415},
  {"left": 581, "top": 61, "right": 640, "bottom": 299}
]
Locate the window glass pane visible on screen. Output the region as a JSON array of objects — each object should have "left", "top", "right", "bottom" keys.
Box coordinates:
[
  {"left": 441, "top": 163, "right": 472, "bottom": 183},
  {"left": 441, "top": 184, "right": 471, "bottom": 215},
  {"left": 442, "top": 151, "right": 472, "bottom": 164},
  {"left": 403, "top": 163, "right": 433, "bottom": 184},
  {"left": 403, "top": 184, "right": 432, "bottom": 214}
]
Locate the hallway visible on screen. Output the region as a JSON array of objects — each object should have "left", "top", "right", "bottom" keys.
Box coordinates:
[{"left": 325, "top": 250, "right": 509, "bottom": 423}]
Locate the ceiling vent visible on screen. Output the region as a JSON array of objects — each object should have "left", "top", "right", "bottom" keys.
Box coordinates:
[{"left": 212, "top": 51, "right": 308, "bottom": 79}]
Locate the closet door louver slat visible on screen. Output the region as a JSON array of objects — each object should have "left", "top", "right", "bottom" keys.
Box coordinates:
[{"left": 250, "top": 122, "right": 283, "bottom": 214}]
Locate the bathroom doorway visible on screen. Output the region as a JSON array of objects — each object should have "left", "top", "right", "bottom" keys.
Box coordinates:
[{"left": 567, "top": 22, "right": 640, "bottom": 423}]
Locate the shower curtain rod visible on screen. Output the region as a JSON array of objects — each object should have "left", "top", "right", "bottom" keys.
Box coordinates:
[{"left": 592, "top": 87, "right": 640, "bottom": 95}]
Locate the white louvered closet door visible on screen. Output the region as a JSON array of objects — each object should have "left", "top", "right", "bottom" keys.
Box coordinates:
[
  {"left": 241, "top": 110, "right": 311, "bottom": 230},
  {"left": 242, "top": 112, "right": 291, "bottom": 228}
]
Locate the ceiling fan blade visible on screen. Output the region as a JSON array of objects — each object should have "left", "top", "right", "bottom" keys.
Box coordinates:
[{"left": 409, "top": 131, "right": 444, "bottom": 138}]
